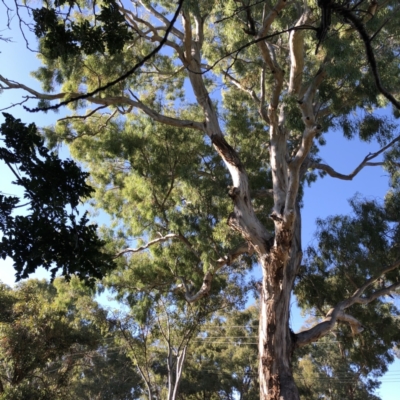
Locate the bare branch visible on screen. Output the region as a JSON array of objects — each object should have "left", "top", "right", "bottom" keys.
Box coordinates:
[
  {"left": 259, "top": 65, "right": 270, "bottom": 124},
  {"left": 121, "top": 97, "right": 204, "bottom": 131},
  {"left": 114, "top": 233, "right": 180, "bottom": 258},
  {"left": 257, "top": 0, "right": 287, "bottom": 38},
  {"left": 182, "top": 9, "right": 272, "bottom": 253},
  {"left": 355, "top": 281, "right": 400, "bottom": 304},
  {"left": 0, "top": 97, "right": 29, "bottom": 111},
  {"left": 310, "top": 135, "right": 400, "bottom": 180},
  {"left": 187, "top": 24, "right": 317, "bottom": 76},
  {"left": 58, "top": 106, "right": 107, "bottom": 122},
  {"left": 300, "top": 68, "right": 327, "bottom": 119},
  {"left": 0, "top": 75, "right": 204, "bottom": 130},
  {"left": 119, "top": 4, "right": 183, "bottom": 55},
  {"left": 137, "top": 0, "right": 184, "bottom": 40},
  {"left": 280, "top": 70, "right": 326, "bottom": 227},
  {"left": 257, "top": 41, "right": 283, "bottom": 109},
  {"left": 0, "top": 75, "right": 68, "bottom": 100},
  {"left": 182, "top": 10, "right": 193, "bottom": 64},
  {"left": 193, "top": 14, "right": 204, "bottom": 48},
  {"left": 337, "top": 312, "right": 365, "bottom": 335},
  {"left": 289, "top": 9, "right": 312, "bottom": 95},
  {"left": 223, "top": 71, "right": 260, "bottom": 103}
]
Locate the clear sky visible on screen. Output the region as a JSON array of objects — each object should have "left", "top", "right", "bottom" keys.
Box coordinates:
[{"left": 0, "top": 8, "right": 399, "bottom": 399}]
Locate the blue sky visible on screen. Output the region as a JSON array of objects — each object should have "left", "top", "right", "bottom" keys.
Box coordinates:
[{"left": 0, "top": 8, "right": 399, "bottom": 398}]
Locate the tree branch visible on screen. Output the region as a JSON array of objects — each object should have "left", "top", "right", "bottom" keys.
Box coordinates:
[
  {"left": 258, "top": 0, "right": 287, "bottom": 38},
  {"left": 310, "top": 134, "right": 400, "bottom": 180},
  {"left": 255, "top": 0, "right": 287, "bottom": 108},
  {"left": 119, "top": 4, "right": 184, "bottom": 55},
  {"left": 21, "top": 0, "right": 185, "bottom": 112},
  {"left": 182, "top": 8, "right": 272, "bottom": 253},
  {"left": 186, "top": 24, "right": 318, "bottom": 76},
  {"left": 114, "top": 233, "right": 180, "bottom": 258},
  {"left": 0, "top": 75, "right": 204, "bottom": 131},
  {"left": 182, "top": 9, "right": 193, "bottom": 64},
  {"left": 295, "top": 258, "right": 400, "bottom": 347},
  {"left": 58, "top": 106, "right": 108, "bottom": 121},
  {"left": 137, "top": 0, "right": 184, "bottom": 40},
  {"left": 289, "top": 9, "right": 311, "bottom": 95},
  {"left": 278, "top": 70, "right": 325, "bottom": 229},
  {"left": 334, "top": 4, "right": 400, "bottom": 110},
  {"left": 0, "top": 75, "right": 68, "bottom": 100},
  {"left": 179, "top": 243, "right": 253, "bottom": 303},
  {"left": 223, "top": 70, "right": 260, "bottom": 104}
]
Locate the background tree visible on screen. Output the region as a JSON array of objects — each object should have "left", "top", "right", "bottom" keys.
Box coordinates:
[
  {"left": 293, "top": 325, "right": 383, "bottom": 400},
  {"left": 67, "top": 346, "right": 144, "bottom": 400},
  {"left": 1, "top": 0, "right": 400, "bottom": 399},
  {"left": 100, "top": 238, "right": 249, "bottom": 400},
  {"left": 0, "top": 278, "right": 100, "bottom": 399},
  {"left": 0, "top": 278, "right": 143, "bottom": 400},
  {"left": 178, "top": 305, "right": 259, "bottom": 400}
]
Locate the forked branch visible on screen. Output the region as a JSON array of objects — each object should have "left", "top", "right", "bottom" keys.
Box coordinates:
[
  {"left": 310, "top": 134, "right": 400, "bottom": 180},
  {"left": 114, "top": 233, "right": 181, "bottom": 258},
  {"left": 0, "top": 74, "right": 204, "bottom": 131},
  {"left": 295, "top": 258, "right": 400, "bottom": 347}
]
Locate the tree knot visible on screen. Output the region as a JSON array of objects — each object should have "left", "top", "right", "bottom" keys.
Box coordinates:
[
  {"left": 269, "top": 211, "right": 283, "bottom": 222},
  {"left": 228, "top": 186, "right": 240, "bottom": 199}
]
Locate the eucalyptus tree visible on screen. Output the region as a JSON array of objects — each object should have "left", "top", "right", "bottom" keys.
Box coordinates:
[
  {"left": 1, "top": 0, "right": 400, "bottom": 399},
  {"left": 294, "top": 190, "right": 400, "bottom": 398}
]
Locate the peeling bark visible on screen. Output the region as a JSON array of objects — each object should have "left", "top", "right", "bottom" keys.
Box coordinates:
[{"left": 258, "top": 197, "right": 302, "bottom": 400}]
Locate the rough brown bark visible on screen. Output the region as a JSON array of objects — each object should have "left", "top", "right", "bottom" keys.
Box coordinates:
[
  {"left": 258, "top": 197, "right": 302, "bottom": 400},
  {"left": 259, "top": 259, "right": 298, "bottom": 400}
]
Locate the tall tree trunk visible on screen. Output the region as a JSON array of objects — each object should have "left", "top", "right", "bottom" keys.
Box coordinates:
[
  {"left": 167, "top": 346, "right": 187, "bottom": 400},
  {"left": 259, "top": 258, "right": 298, "bottom": 400},
  {"left": 259, "top": 203, "right": 302, "bottom": 400}
]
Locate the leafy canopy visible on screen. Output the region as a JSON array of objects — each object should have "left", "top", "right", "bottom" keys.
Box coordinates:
[{"left": 0, "top": 113, "right": 115, "bottom": 283}]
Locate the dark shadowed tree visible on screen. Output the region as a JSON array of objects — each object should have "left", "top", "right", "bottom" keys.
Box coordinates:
[{"left": 0, "top": 114, "right": 115, "bottom": 283}]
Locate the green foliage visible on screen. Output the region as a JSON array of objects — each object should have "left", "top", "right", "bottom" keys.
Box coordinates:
[
  {"left": 0, "top": 278, "right": 143, "bottom": 400},
  {"left": 178, "top": 306, "right": 259, "bottom": 400},
  {"left": 56, "top": 110, "right": 255, "bottom": 302},
  {"left": 294, "top": 334, "right": 381, "bottom": 400},
  {"left": 0, "top": 114, "right": 115, "bottom": 283},
  {"left": 295, "top": 195, "right": 400, "bottom": 388},
  {"left": 33, "top": 0, "right": 133, "bottom": 60},
  {"left": 0, "top": 279, "right": 98, "bottom": 399}
]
